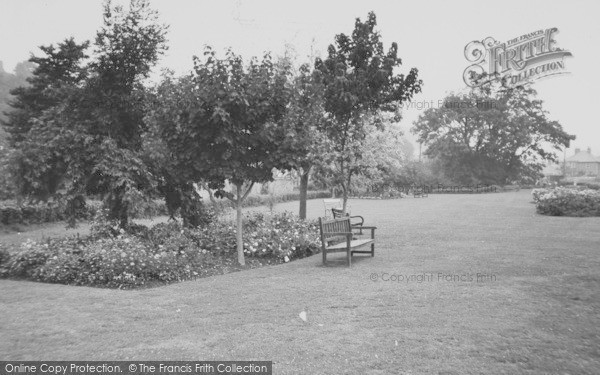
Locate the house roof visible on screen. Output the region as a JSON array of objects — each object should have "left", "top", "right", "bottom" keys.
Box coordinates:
[{"left": 566, "top": 150, "right": 600, "bottom": 163}]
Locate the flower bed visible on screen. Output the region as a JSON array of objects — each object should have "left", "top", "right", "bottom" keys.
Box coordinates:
[
  {"left": 0, "top": 212, "right": 321, "bottom": 288},
  {"left": 241, "top": 212, "right": 320, "bottom": 261},
  {"left": 532, "top": 187, "right": 600, "bottom": 217}
]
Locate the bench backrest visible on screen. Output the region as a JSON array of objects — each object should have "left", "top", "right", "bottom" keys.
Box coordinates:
[
  {"left": 323, "top": 199, "right": 341, "bottom": 218},
  {"left": 331, "top": 207, "right": 349, "bottom": 219},
  {"left": 319, "top": 217, "right": 352, "bottom": 246}
]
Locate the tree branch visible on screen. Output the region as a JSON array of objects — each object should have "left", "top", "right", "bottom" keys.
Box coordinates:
[
  {"left": 240, "top": 181, "right": 255, "bottom": 202},
  {"left": 221, "top": 190, "right": 236, "bottom": 202}
]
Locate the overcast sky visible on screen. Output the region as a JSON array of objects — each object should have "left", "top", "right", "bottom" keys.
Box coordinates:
[{"left": 1, "top": 0, "right": 599, "bottom": 158}]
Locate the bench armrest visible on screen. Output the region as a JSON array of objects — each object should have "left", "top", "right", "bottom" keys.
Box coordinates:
[{"left": 349, "top": 215, "right": 364, "bottom": 225}]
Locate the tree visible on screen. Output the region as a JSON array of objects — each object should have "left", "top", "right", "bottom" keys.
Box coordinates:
[
  {"left": 315, "top": 11, "right": 422, "bottom": 212},
  {"left": 351, "top": 121, "right": 411, "bottom": 195},
  {"left": 411, "top": 84, "right": 575, "bottom": 184},
  {"left": 146, "top": 48, "right": 291, "bottom": 265},
  {"left": 0, "top": 60, "right": 35, "bottom": 134},
  {"left": 143, "top": 74, "right": 210, "bottom": 228},
  {"left": 0, "top": 59, "right": 35, "bottom": 199},
  {"left": 3, "top": 0, "right": 168, "bottom": 226},
  {"left": 3, "top": 40, "right": 89, "bottom": 147},
  {"left": 2, "top": 39, "right": 90, "bottom": 202},
  {"left": 277, "top": 62, "right": 328, "bottom": 219},
  {"left": 75, "top": 0, "right": 168, "bottom": 226}
]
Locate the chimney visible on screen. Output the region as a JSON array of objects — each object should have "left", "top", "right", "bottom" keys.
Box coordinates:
[{"left": 575, "top": 148, "right": 580, "bottom": 154}]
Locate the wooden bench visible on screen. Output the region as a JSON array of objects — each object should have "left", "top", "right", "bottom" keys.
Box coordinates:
[
  {"left": 323, "top": 198, "right": 341, "bottom": 218},
  {"left": 413, "top": 187, "right": 428, "bottom": 198},
  {"left": 331, "top": 207, "right": 364, "bottom": 234},
  {"left": 318, "top": 217, "right": 376, "bottom": 267}
]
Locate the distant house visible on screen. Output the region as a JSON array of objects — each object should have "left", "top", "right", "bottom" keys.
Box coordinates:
[{"left": 566, "top": 148, "right": 600, "bottom": 177}]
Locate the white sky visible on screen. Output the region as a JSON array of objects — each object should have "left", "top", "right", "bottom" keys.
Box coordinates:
[{"left": 1, "top": 0, "right": 599, "bottom": 157}]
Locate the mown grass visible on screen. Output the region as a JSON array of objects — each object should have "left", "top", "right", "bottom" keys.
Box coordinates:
[{"left": 1, "top": 191, "right": 599, "bottom": 374}]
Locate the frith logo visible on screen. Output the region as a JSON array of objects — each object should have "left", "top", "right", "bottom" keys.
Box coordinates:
[{"left": 463, "top": 28, "right": 572, "bottom": 87}]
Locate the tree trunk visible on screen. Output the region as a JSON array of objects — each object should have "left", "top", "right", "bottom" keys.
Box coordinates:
[
  {"left": 109, "top": 189, "right": 129, "bottom": 229},
  {"left": 235, "top": 183, "right": 245, "bottom": 266},
  {"left": 299, "top": 167, "right": 310, "bottom": 219},
  {"left": 119, "top": 202, "right": 129, "bottom": 229},
  {"left": 341, "top": 174, "right": 352, "bottom": 214}
]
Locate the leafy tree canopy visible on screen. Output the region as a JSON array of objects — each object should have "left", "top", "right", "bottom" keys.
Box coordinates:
[
  {"left": 145, "top": 47, "right": 293, "bottom": 264},
  {"left": 3, "top": 0, "right": 168, "bottom": 227},
  {"left": 314, "top": 11, "right": 422, "bottom": 210},
  {"left": 412, "top": 84, "right": 575, "bottom": 184}
]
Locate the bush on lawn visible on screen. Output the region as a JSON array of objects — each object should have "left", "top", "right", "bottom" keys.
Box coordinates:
[
  {"left": 0, "top": 211, "right": 321, "bottom": 288},
  {"left": 0, "top": 237, "right": 86, "bottom": 279},
  {"left": 241, "top": 212, "right": 321, "bottom": 261},
  {"left": 532, "top": 187, "right": 600, "bottom": 217}
]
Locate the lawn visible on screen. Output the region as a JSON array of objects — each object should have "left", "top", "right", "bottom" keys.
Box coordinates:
[{"left": 1, "top": 191, "right": 599, "bottom": 374}]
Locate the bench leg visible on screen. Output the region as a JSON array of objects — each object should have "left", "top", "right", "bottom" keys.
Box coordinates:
[
  {"left": 347, "top": 237, "right": 352, "bottom": 267},
  {"left": 371, "top": 228, "right": 376, "bottom": 257},
  {"left": 322, "top": 247, "right": 327, "bottom": 265},
  {"left": 347, "top": 247, "right": 351, "bottom": 267}
]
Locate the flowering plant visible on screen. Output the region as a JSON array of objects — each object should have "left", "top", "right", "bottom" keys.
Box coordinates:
[
  {"left": 533, "top": 187, "right": 600, "bottom": 216},
  {"left": 0, "top": 211, "right": 321, "bottom": 288}
]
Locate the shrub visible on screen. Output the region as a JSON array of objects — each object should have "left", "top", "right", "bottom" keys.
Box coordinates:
[
  {"left": 240, "top": 211, "right": 321, "bottom": 262},
  {"left": 1, "top": 237, "right": 86, "bottom": 279},
  {"left": 531, "top": 188, "right": 546, "bottom": 204},
  {"left": 533, "top": 187, "right": 600, "bottom": 217},
  {"left": 129, "top": 199, "right": 169, "bottom": 219}
]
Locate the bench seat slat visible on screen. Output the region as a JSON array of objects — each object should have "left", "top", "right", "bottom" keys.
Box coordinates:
[{"left": 326, "top": 239, "right": 374, "bottom": 251}]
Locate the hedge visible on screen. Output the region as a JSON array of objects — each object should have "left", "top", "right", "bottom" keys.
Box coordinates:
[
  {"left": 0, "top": 199, "right": 168, "bottom": 226},
  {"left": 209, "top": 190, "right": 331, "bottom": 211}
]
